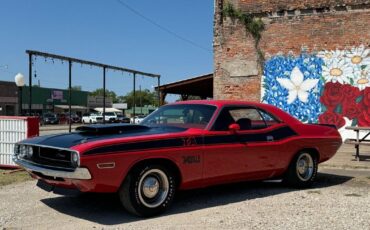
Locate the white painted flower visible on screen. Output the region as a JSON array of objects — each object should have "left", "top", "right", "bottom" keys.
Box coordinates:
[
  {"left": 277, "top": 67, "right": 319, "bottom": 104},
  {"left": 346, "top": 45, "right": 370, "bottom": 66},
  {"left": 322, "top": 59, "right": 353, "bottom": 84},
  {"left": 318, "top": 50, "right": 345, "bottom": 64},
  {"left": 356, "top": 67, "right": 370, "bottom": 90}
]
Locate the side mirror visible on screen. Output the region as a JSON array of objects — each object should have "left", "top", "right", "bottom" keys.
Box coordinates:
[{"left": 228, "top": 123, "right": 240, "bottom": 133}]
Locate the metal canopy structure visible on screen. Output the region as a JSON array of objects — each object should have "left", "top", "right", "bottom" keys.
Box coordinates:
[
  {"left": 156, "top": 73, "right": 213, "bottom": 103},
  {"left": 26, "top": 50, "right": 161, "bottom": 132}
]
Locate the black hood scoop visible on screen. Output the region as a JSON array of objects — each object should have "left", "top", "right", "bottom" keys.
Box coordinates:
[{"left": 76, "top": 124, "right": 150, "bottom": 134}]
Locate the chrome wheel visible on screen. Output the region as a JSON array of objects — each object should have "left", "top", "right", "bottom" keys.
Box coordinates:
[
  {"left": 296, "top": 153, "right": 314, "bottom": 181},
  {"left": 138, "top": 169, "right": 169, "bottom": 208}
]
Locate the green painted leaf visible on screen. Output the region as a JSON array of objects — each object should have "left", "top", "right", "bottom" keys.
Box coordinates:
[
  {"left": 352, "top": 119, "right": 358, "bottom": 126},
  {"left": 335, "top": 104, "right": 342, "bottom": 114},
  {"left": 356, "top": 95, "right": 363, "bottom": 103},
  {"left": 321, "top": 104, "right": 327, "bottom": 112}
]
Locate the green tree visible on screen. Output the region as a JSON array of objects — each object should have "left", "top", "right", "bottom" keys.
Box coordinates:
[
  {"left": 70, "top": 85, "right": 82, "bottom": 91},
  {"left": 90, "top": 88, "right": 118, "bottom": 103},
  {"left": 119, "top": 89, "right": 158, "bottom": 108},
  {"left": 176, "top": 95, "right": 202, "bottom": 101}
]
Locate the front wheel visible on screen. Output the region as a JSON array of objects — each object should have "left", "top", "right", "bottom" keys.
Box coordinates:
[
  {"left": 119, "top": 164, "right": 176, "bottom": 217},
  {"left": 283, "top": 152, "right": 318, "bottom": 188}
]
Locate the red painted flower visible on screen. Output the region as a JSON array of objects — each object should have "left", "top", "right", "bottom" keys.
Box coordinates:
[
  {"left": 320, "top": 82, "right": 344, "bottom": 111},
  {"left": 342, "top": 84, "right": 361, "bottom": 103},
  {"left": 318, "top": 111, "right": 345, "bottom": 129},
  {"left": 362, "top": 87, "right": 370, "bottom": 107},
  {"left": 358, "top": 109, "right": 370, "bottom": 127},
  {"left": 342, "top": 103, "right": 361, "bottom": 120}
]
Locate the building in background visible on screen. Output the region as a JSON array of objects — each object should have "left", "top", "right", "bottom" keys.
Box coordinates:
[
  {"left": 20, "top": 86, "right": 89, "bottom": 115},
  {"left": 87, "top": 96, "right": 113, "bottom": 111},
  {"left": 0, "top": 81, "right": 18, "bottom": 116},
  {"left": 214, "top": 0, "right": 370, "bottom": 134}
]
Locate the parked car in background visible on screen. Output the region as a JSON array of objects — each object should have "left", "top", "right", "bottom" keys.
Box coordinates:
[
  {"left": 130, "top": 115, "right": 146, "bottom": 124},
  {"left": 116, "top": 114, "right": 130, "bottom": 123},
  {"left": 13, "top": 100, "right": 342, "bottom": 217},
  {"left": 102, "top": 112, "right": 118, "bottom": 123},
  {"left": 66, "top": 113, "right": 81, "bottom": 124},
  {"left": 41, "top": 113, "right": 59, "bottom": 125},
  {"left": 81, "top": 113, "right": 103, "bottom": 124},
  {"left": 57, "top": 113, "right": 67, "bottom": 124}
]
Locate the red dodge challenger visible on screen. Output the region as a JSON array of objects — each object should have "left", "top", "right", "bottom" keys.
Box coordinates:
[{"left": 13, "top": 100, "right": 342, "bottom": 217}]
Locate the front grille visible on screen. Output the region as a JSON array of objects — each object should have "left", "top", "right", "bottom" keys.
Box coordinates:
[{"left": 29, "top": 146, "right": 75, "bottom": 169}]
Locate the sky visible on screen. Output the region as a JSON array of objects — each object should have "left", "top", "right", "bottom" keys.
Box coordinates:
[{"left": 0, "top": 0, "right": 214, "bottom": 102}]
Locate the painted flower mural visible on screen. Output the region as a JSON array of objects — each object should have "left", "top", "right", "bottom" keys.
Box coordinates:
[
  {"left": 319, "top": 82, "right": 361, "bottom": 128},
  {"left": 262, "top": 54, "right": 323, "bottom": 123},
  {"left": 319, "top": 45, "right": 370, "bottom": 128},
  {"left": 262, "top": 45, "right": 370, "bottom": 129},
  {"left": 321, "top": 59, "right": 352, "bottom": 84},
  {"left": 277, "top": 67, "right": 319, "bottom": 104}
]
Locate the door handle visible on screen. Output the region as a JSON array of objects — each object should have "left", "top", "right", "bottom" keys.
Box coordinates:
[{"left": 267, "top": 135, "right": 274, "bottom": 142}]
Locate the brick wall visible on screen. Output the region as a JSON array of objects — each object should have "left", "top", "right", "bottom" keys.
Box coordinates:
[{"left": 214, "top": 0, "right": 370, "bottom": 101}]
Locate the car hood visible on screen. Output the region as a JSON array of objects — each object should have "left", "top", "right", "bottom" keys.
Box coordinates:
[{"left": 20, "top": 124, "right": 188, "bottom": 149}]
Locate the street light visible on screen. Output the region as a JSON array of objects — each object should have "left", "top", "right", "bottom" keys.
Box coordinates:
[{"left": 15, "top": 73, "right": 25, "bottom": 116}]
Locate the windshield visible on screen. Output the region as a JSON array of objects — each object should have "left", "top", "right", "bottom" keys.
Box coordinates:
[{"left": 141, "top": 104, "right": 216, "bottom": 129}]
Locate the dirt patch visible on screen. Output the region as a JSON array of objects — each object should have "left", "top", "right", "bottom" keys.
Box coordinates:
[{"left": 0, "top": 169, "right": 33, "bottom": 187}]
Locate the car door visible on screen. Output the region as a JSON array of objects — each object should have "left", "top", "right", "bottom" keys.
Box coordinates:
[{"left": 203, "top": 106, "right": 285, "bottom": 182}]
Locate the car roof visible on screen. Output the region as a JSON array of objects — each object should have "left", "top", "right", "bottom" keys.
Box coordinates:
[
  {"left": 171, "top": 100, "right": 271, "bottom": 108},
  {"left": 169, "top": 100, "right": 301, "bottom": 124}
]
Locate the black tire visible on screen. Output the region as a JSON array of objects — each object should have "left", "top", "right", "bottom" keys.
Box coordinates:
[
  {"left": 283, "top": 152, "right": 318, "bottom": 188},
  {"left": 119, "top": 164, "right": 176, "bottom": 217}
]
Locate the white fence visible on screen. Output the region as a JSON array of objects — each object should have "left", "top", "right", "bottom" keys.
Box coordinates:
[{"left": 0, "top": 117, "right": 39, "bottom": 168}]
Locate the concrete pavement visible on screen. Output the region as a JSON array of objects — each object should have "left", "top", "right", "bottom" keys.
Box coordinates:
[{"left": 321, "top": 144, "right": 370, "bottom": 170}]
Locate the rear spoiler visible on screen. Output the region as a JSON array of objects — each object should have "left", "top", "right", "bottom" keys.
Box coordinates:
[{"left": 315, "top": 124, "right": 338, "bottom": 129}]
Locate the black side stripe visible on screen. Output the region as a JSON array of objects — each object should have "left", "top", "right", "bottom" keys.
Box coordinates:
[{"left": 84, "top": 126, "right": 297, "bottom": 155}]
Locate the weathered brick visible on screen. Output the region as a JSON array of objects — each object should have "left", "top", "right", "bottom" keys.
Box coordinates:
[{"left": 214, "top": 0, "right": 370, "bottom": 101}]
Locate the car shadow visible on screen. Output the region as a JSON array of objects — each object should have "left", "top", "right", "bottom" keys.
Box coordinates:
[{"left": 40, "top": 172, "right": 352, "bottom": 225}]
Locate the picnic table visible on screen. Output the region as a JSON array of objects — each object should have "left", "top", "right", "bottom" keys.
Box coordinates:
[{"left": 344, "top": 126, "right": 370, "bottom": 161}]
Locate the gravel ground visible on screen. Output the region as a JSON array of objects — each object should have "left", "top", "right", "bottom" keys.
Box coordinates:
[{"left": 0, "top": 169, "right": 369, "bottom": 230}]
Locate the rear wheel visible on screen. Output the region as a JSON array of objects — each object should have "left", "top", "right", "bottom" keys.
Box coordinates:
[
  {"left": 284, "top": 152, "right": 318, "bottom": 188},
  {"left": 119, "top": 164, "right": 176, "bottom": 217}
]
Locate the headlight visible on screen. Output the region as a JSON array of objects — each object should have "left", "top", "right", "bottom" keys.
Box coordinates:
[
  {"left": 71, "top": 152, "right": 80, "bottom": 167},
  {"left": 27, "top": 146, "right": 33, "bottom": 158},
  {"left": 20, "top": 145, "right": 27, "bottom": 158}
]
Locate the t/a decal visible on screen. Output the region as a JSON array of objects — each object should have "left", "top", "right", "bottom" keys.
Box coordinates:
[
  {"left": 182, "top": 137, "right": 197, "bottom": 147},
  {"left": 182, "top": 155, "right": 201, "bottom": 164}
]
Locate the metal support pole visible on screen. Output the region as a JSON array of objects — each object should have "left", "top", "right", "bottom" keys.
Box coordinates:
[
  {"left": 157, "top": 76, "right": 160, "bottom": 106},
  {"left": 68, "top": 60, "right": 72, "bottom": 133},
  {"left": 28, "top": 53, "right": 32, "bottom": 115},
  {"left": 133, "top": 73, "right": 136, "bottom": 123},
  {"left": 103, "top": 67, "right": 106, "bottom": 124},
  {"left": 18, "top": 87, "right": 22, "bottom": 116},
  {"left": 139, "top": 85, "right": 142, "bottom": 115}
]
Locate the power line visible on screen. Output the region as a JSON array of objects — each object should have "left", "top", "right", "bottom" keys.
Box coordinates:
[{"left": 115, "top": 0, "right": 212, "bottom": 53}]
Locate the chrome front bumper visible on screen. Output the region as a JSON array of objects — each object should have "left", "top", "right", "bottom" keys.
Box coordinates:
[{"left": 13, "top": 158, "right": 92, "bottom": 180}]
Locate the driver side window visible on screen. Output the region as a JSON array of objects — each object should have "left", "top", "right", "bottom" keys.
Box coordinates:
[{"left": 212, "top": 107, "right": 279, "bottom": 131}]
